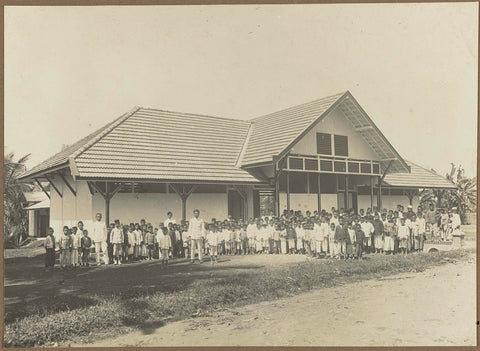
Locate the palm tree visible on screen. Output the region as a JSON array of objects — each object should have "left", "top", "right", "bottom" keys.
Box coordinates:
[
  {"left": 419, "top": 164, "right": 476, "bottom": 223},
  {"left": 4, "top": 152, "right": 33, "bottom": 247}
]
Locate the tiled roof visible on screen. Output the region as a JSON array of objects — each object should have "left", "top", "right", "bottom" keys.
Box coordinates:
[
  {"left": 242, "top": 92, "right": 346, "bottom": 166},
  {"left": 20, "top": 92, "right": 446, "bottom": 189},
  {"left": 73, "top": 108, "right": 260, "bottom": 183},
  {"left": 23, "top": 191, "right": 49, "bottom": 203},
  {"left": 383, "top": 160, "right": 456, "bottom": 189},
  {"left": 18, "top": 112, "right": 129, "bottom": 179},
  {"left": 24, "top": 198, "right": 50, "bottom": 210}
]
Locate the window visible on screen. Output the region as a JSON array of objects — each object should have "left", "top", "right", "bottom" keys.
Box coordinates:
[
  {"left": 320, "top": 160, "right": 333, "bottom": 172},
  {"left": 334, "top": 135, "right": 348, "bottom": 156},
  {"left": 316, "top": 133, "right": 332, "bottom": 155},
  {"left": 289, "top": 157, "right": 303, "bottom": 170},
  {"left": 361, "top": 163, "right": 372, "bottom": 174},
  {"left": 348, "top": 162, "right": 359, "bottom": 173},
  {"left": 305, "top": 159, "right": 318, "bottom": 171},
  {"left": 372, "top": 163, "right": 380, "bottom": 174},
  {"left": 334, "top": 161, "right": 346, "bottom": 173}
]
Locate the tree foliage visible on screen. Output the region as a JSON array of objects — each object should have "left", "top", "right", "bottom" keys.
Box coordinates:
[
  {"left": 4, "top": 153, "right": 33, "bottom": 247},
  {"left": 420, "top": 163, "right": 476, "bottom": 223}
]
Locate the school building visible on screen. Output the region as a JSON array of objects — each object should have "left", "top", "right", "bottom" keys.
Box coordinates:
[{"left": 19, "top": 91, "right": 456, "bottom": 239}]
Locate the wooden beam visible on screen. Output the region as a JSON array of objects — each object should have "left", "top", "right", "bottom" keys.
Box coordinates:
[
  {"left": 34, "top": 178, "right": 50, "bottom": 199},
  {"left": 107, "top": 183, "right": 123, "bottom": 200},
  {"left": 44, "top": 174, "right": 62, "bottom": 198},
  {"left": 355, "top": 125, "right": 374, "bottom": 132},
  {"left": 87, "top": 182, "right": 94, "bottom": 195},
  {"left": 380, "top": 159, "right": 394, "bottom": 182},
  {"left": 88, "top": 181, "right": 106, "bottom": 199},
  {"left": 57, "top": 171, "right": 76, "bottom": 196}
]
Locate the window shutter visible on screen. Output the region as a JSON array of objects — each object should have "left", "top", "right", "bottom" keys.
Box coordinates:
[
  {"left": 334, "top": 135, "right": 348, "bottom": 156},
  {"left": 316, "top": 133, "right": 332, "bottom": 155}
]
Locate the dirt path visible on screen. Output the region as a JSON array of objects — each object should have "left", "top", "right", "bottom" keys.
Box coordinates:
[{"left": 75, "top": 256, "right": 477, "bottom": 347}]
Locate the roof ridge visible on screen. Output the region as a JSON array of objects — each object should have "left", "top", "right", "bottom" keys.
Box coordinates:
[
  {"left": 248, "top": 91, "right": 347, "bottom": 122},
  {"left": 70, "top": 106, "right": 141, "bottom": 162},
  {"left": 139, "top": 107, "right": 248, "bottom": 123},
  {"left": 235, "top": 121, "right": 254, "bottom": 167}
]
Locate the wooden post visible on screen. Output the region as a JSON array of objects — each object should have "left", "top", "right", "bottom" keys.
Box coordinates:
[
  {"left": 181, "top": 196, "right": 187, "bottom": 222},
  {"left": 377, "top": 176, "right": 383, "bottom": 211},
  {"left": 370, "top": 176, "right": 374, "bottom": 210},
  {"left": 275, "top": 176, "right": 280, "bottom": 217},
  {"left": 105, "top": 182, "right": 110, "bottom": 226},
  {"left": 345, "top": 174, "right": 349, "bottom": 210},
  {"left": 286, "top": 171, "right": 290, "bottom": 213},
  {"left": 169, "top": 184, "right": 197, "bottom": 221},
  {"left": 317, "top": 173, "right": 321, "bottom": 212}
]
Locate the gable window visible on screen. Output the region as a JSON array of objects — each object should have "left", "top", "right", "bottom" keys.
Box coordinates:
[
  {"left": 316, "top": 133, "right": 332, "bottom": 155},
  {"left": 334, "top": 135, "right": 348, "bottom": 157}
]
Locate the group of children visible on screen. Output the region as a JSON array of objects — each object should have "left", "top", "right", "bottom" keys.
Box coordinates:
[{"left": 44, "top": 204, "right": 463, "bottom": 269}]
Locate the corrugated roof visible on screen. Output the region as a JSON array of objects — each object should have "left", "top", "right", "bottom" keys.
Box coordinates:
[
  {"left": 383, "top": 160, "right": 456, "bottom": 189},
  {"left": 242, "top": 92, "right": 346, "bottom": 166},
  {"left": 73, "top": 108, "right": 261, "bottom": 183}
]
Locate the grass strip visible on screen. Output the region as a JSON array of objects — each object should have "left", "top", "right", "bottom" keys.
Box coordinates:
[{"left": 4, "top": 249, "right": 471, "bottom": 347}]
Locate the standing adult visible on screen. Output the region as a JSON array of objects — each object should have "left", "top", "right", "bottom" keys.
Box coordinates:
[
  {"left": 188, "top": 209, "right": 205, "bottom": 263},
  {"left": 92, "top": 213, "right": 108, "bottom": 265},
  {"left": 164, "top": 211, "right": 177, "bottom": 229},
  {"left": 451, "top": 207, "right": 462, "bottom": 230}
]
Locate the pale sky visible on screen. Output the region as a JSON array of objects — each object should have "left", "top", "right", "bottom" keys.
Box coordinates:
[{"left": 4, "top": 4, "right": 478, "bottom": 177}]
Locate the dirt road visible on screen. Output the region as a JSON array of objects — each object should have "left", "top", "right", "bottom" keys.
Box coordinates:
[{"left": 77, "top": 256, "right": 477, "bottom": 347}]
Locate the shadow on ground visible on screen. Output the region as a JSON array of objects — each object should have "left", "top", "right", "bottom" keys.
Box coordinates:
[{"left": 4, "top": 252, "right": 264, "bottom": 323}]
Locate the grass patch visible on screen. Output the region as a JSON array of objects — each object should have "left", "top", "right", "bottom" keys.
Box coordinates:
[{"left": 4, "top": 249, "right": 472, "bottom": 347}]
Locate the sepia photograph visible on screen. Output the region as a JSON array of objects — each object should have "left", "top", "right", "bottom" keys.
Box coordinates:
[{"left": 3, "top": 3, "right": 478, "bottom": 348}]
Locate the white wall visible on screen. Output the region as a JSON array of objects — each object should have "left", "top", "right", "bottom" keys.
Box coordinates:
[
  {"left": 48, "top": 175, "right": 93, "bottom": 241},
  {"left": 92, "top": 192, "right": 228, "bottom": 226},
  {"left": 279, "top": 193, "right": 339, "bottom": 213},
  {"left": 290, "top": 107, "right": 379, "bottom": 160},
  {"left": 187, "top": 193, "right": 228, "bottom": 222}
]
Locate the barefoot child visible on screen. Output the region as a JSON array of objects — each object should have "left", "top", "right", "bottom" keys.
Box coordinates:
[
  {"left": 44, "top": 227, "right": 56, "bottom": 270},
  {"left": 81, "top": 229, "right": 92, "bottom": 266},
  {"left": 145, "top": 225, "right": 156, "bottom": 260},
  {"left": 110, "top": 220, "right": 124, "bottom": 265},
  {"left": 206, "top": 224, "right": 219, "bottom": 264},
  {"left": 397, "top": 218, "right": 409, "bottom": 254},
  {"left": 159, "top": 227, "right": 172, "bottom": 268}
]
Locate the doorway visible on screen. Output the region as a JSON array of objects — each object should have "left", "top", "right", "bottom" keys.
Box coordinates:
[{"left": 228, "top": 190, "right": 245, "bottom": 220}]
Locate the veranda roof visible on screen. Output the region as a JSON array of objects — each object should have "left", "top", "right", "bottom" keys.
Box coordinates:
[{"left": 383, "top": 160, "right": 456, "bottom": 189}]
